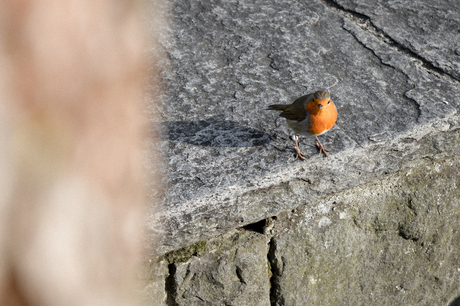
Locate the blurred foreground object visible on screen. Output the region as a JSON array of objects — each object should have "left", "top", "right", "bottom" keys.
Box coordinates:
[{"left": 0, "top": 0, "right": 156, "bottom": 305}]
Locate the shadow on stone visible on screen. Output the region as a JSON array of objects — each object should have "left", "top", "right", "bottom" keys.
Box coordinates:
[{"left": 165, "top": 115, "right": 270, "bottom": 147}]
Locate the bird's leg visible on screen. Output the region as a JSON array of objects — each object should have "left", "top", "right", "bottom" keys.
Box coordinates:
[
  {"left": 315, "top": 136, "right": 331, "bottom": 157},
  {"left": 292, "top": 135, "right": 307, "bottom": 160}
]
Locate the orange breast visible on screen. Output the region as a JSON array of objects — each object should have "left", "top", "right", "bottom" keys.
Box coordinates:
[{"left": 307, "top": 103, "right": 337, "bottom": 135}]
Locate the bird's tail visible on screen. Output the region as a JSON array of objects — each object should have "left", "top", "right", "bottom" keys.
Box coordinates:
[{"left": 266, "top": 104, "right": 288, "bottom": 111}]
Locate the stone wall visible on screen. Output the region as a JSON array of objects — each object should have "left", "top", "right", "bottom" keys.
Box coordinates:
[
  {"left": 144, "top": 0, "right": 460, "bottom": 304},
  {"left": 144, "top": 135, "right": 460, "bottom": 305}
]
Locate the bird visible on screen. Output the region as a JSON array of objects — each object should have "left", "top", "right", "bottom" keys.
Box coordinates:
[{"left": 267, "top": 90, "right": 337, "bottom": 160}]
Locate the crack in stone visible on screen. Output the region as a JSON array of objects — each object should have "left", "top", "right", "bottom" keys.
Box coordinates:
[
  {"left": 397, "top": 225, "right": 419, "bottom": 242},
  {"left": 344, "top": 25, "right": 397, "bottom": 72},
  {"left": 242, "top": 218, "right": 266, "bottom": 234},
  {"left": 341, "top": 18, "right": 426, "bottom": 123},
  {"left": 165, "top": 263, "right": 179, "bottom": 306},
  {"left": 404, "top": 88, "right": 423, "bottom": 124},
  {"left": 268, "top": 237, "right": 283, "bottom": 306},
  {"left": 319, "top": 0, "right": 460, "bottom": 85},
  {"left": 235, "top": 266, "right": 247, "bottom": 285},
  {"left": 267, "top": 237, "right": 276, "bottom": 306}
]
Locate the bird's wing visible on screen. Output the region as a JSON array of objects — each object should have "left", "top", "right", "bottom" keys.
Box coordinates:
[{"left": 278, "top": 94, "right": 313, "bottom": 122}]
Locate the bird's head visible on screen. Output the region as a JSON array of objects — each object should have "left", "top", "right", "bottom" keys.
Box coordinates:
[
  {"left": 306, "top": 90, "right": 332, "bottom": 114},
  {"left": 312, "top": 90, "right": 331, "bottom": 109}
]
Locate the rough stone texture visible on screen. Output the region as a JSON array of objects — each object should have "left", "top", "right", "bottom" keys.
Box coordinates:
[
  {"left": 147, "top": 0, "right": 460, "bottom": 256},
  {"left": 167, "top": 230, "right": 270, "bottom": 306},
  {"left": 333, "top": 0, "right": 460, "bottom": 80},
  {"left": 269, "top": 153, "right": 460, "bottom": 305},
  {"left": 147, "top": 151, "right": 460, "bottom": 305},
  {"left": 145, "top": 0, "right": 460, "bottom": 303}
]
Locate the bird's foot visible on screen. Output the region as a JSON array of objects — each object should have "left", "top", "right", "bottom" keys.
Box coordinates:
[
  {"left": 294, "top": 145, "right": 307, "bottom": 160},
  {"left": 315, "top": 136, "right": 330, "bottom": 157},
  {"left": 293, "top": 135, "right": 308, "bottom": 161}
]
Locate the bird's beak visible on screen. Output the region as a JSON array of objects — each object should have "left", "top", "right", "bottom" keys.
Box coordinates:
[{"left": 317, "top": 104, "right": 323, "bottom": 109}]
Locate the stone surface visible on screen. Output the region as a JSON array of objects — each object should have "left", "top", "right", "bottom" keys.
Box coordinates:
[
  {"left": 333, "top": 0, "right": 460, "bottom": 80},
  {"left": 268, "top": 153, "right": 460, "bottom": 305},
  {"left": 167, "top": 230, "right": 270, "bottom": 306},
  {"left": 144, "top": 0, "right": 460, "bottom": 303},
  {"left": 147, "top": 0, "right": 460, "bottom": 256},
  {"left": 148, "top": 148, "right": 460, "bottom": 305}
]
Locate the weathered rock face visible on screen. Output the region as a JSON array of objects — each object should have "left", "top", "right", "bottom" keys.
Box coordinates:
[
  {"left": 144, "top": 0, "right": 460, "bottom": 304},
  {"left": 168, "top": 230, "right": 270, "bottom": 306},
  {"left": 269, "top": 154, "right": 460, "bottom": 305},
  {"left": 147, "top": 0, "right": 460, "bottom": 256},
  {"left": 147, "top": 152, "right": 460, "bottom": 305}
]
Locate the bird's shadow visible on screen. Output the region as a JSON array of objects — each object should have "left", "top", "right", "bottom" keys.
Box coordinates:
[{"left": 163, "top": 115, "right": 270, "bottom": 147}]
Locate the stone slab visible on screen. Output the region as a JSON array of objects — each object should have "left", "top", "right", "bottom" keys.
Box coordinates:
[
  {"left": 148, "top": 147, "right": 460, "bottom": 305},
  {"left": 168, "top": 230, "right": 270, "bottom": 306},
  {"left": 146, "top": 0, "right": 460, "bottom": 255}
]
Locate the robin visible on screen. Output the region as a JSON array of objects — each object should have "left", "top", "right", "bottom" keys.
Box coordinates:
[{"left": 267, "top": 90, "right": 337, "bottom": 160}]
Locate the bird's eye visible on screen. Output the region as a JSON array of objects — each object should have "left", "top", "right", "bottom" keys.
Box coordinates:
[{"left": 327, "top": 100, "right": 331, "bottom": 104}]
